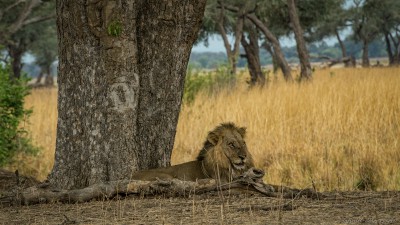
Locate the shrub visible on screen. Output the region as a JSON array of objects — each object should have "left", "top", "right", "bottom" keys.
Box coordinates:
[
  {"left": 183, "top": 65, "right": 235, "bottom": 104},
  {"left": 0, "top": 64, "right": 38, "bottom": 166}
]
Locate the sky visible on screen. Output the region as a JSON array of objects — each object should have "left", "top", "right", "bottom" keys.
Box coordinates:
[{"left": 191, "top": 34, "right": 340, "bottom": 53}]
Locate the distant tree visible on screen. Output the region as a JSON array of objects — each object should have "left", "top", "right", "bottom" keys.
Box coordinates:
[
  {"left": 256, "top": 0, "right": 350, "bottom": 76},
  {"left": 241, "top": 19, "right": 265, "bottom": 86},
  {"left": 287, "top": 0, "right": 312, "bottom": 81},
  {"left": 375, "top": 0, "right": 400, "bottom": 66},
  {"left": 307, "top": 0, "right": 349, "bottom": 58},
  {"left": 200, "top": 0, "right": 249, "bottom": 75},
  {"left": 29, "top": 22, "right": 57, "bottom": 86},
  {"left": 349, "top": 0, "right": 380, "bottom": 67},
  {"left": 222, "top": 2, "right": 293, "bottom": 81},
  {"left": 0, "top": 0, "right": 55, "bottom": 79}
]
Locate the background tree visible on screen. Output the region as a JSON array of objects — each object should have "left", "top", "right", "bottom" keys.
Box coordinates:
[
  {"left": 29, "top": 22, "right": 58, "bottom": 86},
  {"left": 373, "top": 0, "right": 400, "bottom": 66},
  {"left": 287, "top": 0, "right": 312, "bottom": 81},
  {"left": 246, "top": 1, "right": 293, "bottom": 81},
  {"left": 307, "top": 0, "right": 349, "bottom": 59},
  {"left": 240, "top": 20, "right": 265, "bottom": 86},
  {"left": 221, "top": 1, "right": 293, "bottom": 81},
  {"left": 0, "top": 0, "right": 55, "bottom": 79},
  {"left": 349, "top": 0, "right": 380, "bottom": 67},
  {"left": 49, "top": 0, "right": 206, "bottom": 189},
  {"left": 199, "top": 0, "right": 248, "bottom": 75}
]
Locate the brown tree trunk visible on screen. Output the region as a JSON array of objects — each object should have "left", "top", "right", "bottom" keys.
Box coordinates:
[
  {"left": 241, "top": 23, "right": 265, "bottom": 87},
  {"left": 8, "top": 44, "right": 24, "bottom": 79},
  {"left": 287, "top": 0, "right": 312, "bottom": 81},
  {"left": 36, "top": 72, "right": 44, "bottom": 84},
  {"left": 335, "top": 29, "right": 347, "bottom": 58},
  {"left": 263, "top": 42, "right": 279, "bottom": 74},
  {"left": 44, "top": 65, "right": 53, "bottom": 86},
  {"left": 361, "top": 39, "right": 370, "bottom": 67},
  {"left": 385, "top": 33, "right": 394, "bottom": 65},
  {"left": 49, "top": 0, "right": 206, "bottom": 189},
  {"left": 216, "top": 4, "right": 243, "bottom": 75},
  {"left": 388, "top": 33, "right": 400, "bottom": 66},
  {"left": 246, "top": 14, "right": 292, "bottom": 82}
]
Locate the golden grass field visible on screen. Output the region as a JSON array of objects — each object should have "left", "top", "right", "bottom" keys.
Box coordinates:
[{"left": 7, "top": 67, "right": 400, "bottom": 192}]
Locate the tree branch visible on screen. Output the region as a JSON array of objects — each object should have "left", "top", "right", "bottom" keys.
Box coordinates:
[
  {"left": 7, "top": 0, "right": 42, "bottom": 35},
  {"left": 0, "top": 0, "right": 26, "bottom": 21},
  {"left": 21, "top": 13, "right": 56, "bottom": 27},
  {"left": 0, "top": 168, "right": 321, "bottom": 206}
]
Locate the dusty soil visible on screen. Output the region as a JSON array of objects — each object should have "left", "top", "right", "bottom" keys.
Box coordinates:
[{"left": 0, "top": 169, "right": 399, "bottom": 225}]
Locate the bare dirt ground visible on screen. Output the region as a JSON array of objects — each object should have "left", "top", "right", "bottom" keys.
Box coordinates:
[{"left": 0, "top": 169, "right": 399, "bottom": 225}]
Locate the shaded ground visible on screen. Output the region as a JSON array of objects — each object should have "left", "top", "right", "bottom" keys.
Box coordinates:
[{"left": 0, "top": 169, "right": 399, "bottom": 224}]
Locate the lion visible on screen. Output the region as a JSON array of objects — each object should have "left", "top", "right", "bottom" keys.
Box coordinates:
[{"left": 131, "top": 122, "right": 256, "bottom": 183}]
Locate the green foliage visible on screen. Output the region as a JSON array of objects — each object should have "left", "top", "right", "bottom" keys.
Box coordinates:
[
  {"left": 0, "top": 64, "right": 38, "bottom": 166},
  {"left": 107, "top": 21, "right": 123, "bottom": 37},
  {"left": 183, "top": 65, "right": 235, "bottom": 104}
]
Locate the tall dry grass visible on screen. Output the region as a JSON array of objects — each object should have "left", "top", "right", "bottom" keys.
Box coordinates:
[
  {"left": 5, "top": 88, "right": 58, "bottom": 180},
  {"left": 8, "top": 68, "right": 400, "bottom": 191},
  {"left": 173, "top": 67, "right": 400, "bottom": 191}
]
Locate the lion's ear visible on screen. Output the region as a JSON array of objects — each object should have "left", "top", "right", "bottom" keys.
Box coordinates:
[
  {"left": 238, "top": 127, "right": 246, "bottom": 138},
  {"left": 207, "top": 131, "right": 219, "bottom": 145}
]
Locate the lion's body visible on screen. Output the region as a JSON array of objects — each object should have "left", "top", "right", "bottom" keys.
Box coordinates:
[
  {"left": 131, "top": 123, "right": 255, "bottom": 183},
  {"left": 131, "top": 161, "right": 206, "bottom": 181}
]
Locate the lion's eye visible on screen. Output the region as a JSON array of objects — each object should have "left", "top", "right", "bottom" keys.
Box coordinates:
[{"left": 228, "top": 143, "right": 235, "bottom": 148}]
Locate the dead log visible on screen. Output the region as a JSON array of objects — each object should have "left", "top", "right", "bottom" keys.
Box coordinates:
[
  {"left": 311, "top": 55, "right": 356, "bottom": 68},
  {"left": 0, "top": 168, "right": 320, "bottom": 206}
]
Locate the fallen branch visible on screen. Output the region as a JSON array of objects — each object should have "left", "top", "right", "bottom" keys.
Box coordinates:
[
  {"left": 310, "top": 55, "right": 356, "bottom": 68},
  {"left": 1, "top": 168, "right": 320, "bottom": 206}
]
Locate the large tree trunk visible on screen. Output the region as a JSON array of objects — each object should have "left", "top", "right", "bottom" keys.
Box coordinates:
[
  {"left": 361, "top": 39, "right": 370, "bottom": 67},
  {"left": 287, "top": 0, "right": 312, "bottom": 81},
  {"left": 246, "top": 14, "right": 292, "bottom": 82},
  {"left": 241, "top": 23, "right": 265, "bottom": 87},
  {"left": 49, "top": 0, "right": 206, "bottom": 189}
]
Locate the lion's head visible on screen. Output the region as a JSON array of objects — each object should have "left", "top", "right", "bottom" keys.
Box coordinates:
[{"left": 197, "top": 122, "right": 255, "bottom": 182}]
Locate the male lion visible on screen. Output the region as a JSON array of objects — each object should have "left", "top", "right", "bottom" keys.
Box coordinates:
[{"left": 131, "top": 122, "right": 255, "bottom": 183}]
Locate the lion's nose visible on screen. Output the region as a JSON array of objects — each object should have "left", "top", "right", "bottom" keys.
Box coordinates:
[{"left": 238, "top": 154, "right": 246, "bottom": 160}]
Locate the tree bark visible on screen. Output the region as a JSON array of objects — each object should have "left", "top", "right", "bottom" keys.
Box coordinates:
[
  {"left": 246, "top": 14, "right": 292, "bottom": 82},
  {"left": 263, "top": 42, "right": 279, "bottom": 73},
  {"left": 361, "top": 39, "right": 370, "bottom": 67},
  {"left": 241, "top": 23, "right": 265, "bottom": 87},
  {"left": 385, "top": 33, "right": 394, "bottom": 65},
  {"left": 44, "top": 65, "right": 53, "bottom": 86},
  {"left": 287, "top": 0, "right": 312, "bottom": 81},
  {"left": 49, "top": 0, "right": 206, "bottom": 189},
  {"left": 388, "top": 32, "right": 400, "bottom": 66},
  {"left": 335, "top": 29, "right": 347, "bottom": 58},
  {"left": 36, "top": 72, "right": 44, "bottom": 84},
  {"left": 7, "top": 44, "right": 24, "bottom": 79}
]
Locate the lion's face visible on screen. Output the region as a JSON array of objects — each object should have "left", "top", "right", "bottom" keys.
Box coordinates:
[
  {"left": 219, "top": 129, "right": 251, "bottom": 170},
  {"left": 198, "top": 123, "right": 255, "bottom": 181}
]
